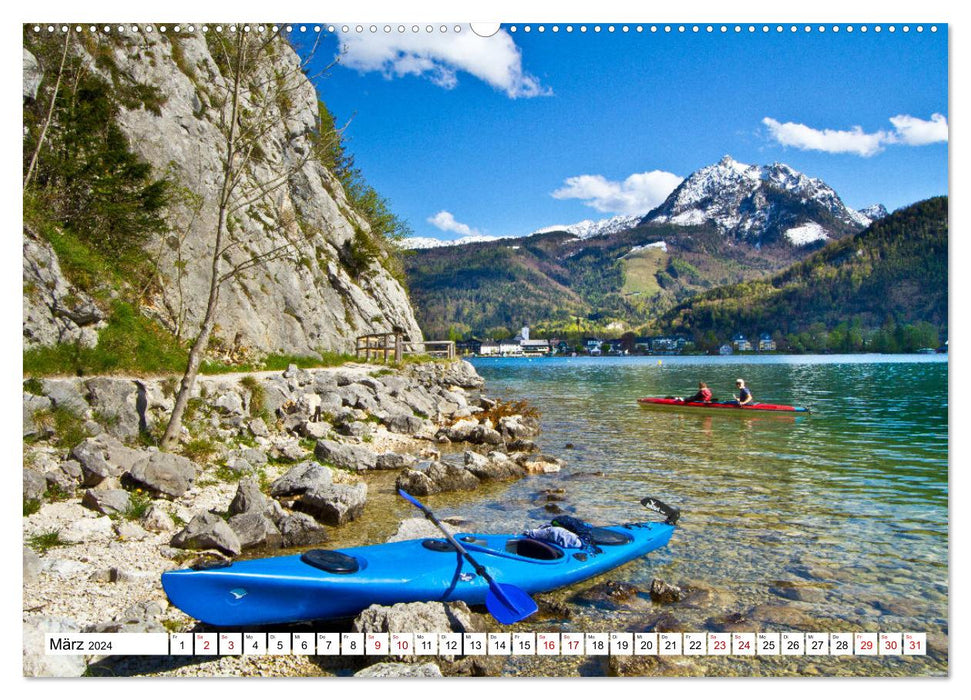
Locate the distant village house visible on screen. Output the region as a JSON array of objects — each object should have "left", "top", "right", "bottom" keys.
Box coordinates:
[
  {"left": 732, "top": 333, "right": 752, "bottom": 352},
  {"left": 758, "top": 332, "right": 776, "bottom": 352}
]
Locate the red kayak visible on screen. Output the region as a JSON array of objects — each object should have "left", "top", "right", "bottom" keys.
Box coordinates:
[{"left": 637, "top": 397, "right": 809, "bottom": 413}]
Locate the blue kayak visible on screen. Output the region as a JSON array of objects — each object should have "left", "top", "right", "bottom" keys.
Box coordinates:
[{"left": 161, "top": 515, "right": 677, "bottom": 627}]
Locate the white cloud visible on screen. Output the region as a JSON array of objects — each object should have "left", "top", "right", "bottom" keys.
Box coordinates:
[
  {"left": 551, "top": 171, "right": 684, "bottom": 216},
  {"left": 338, "top": 30, "right": 551, "bottom": 98},
  {"left": 763, "top": 113, "right": 948, "bottom": 157},
  {"left": 427, "top": 210, "right": 479, "bottom": 237},
  {"left": 762, "top": 117, "right": 888, "bottom": 157},
  {"left": 887, "top": 113, "right": 949, "bottom": 146}
]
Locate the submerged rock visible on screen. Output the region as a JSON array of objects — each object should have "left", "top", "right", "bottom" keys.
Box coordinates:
[
  {"left": 572, "top": 580, "right": 647, "bottom": 610},
  {"left": 650, "top": 579, "right": 684, "bottom": 604}
]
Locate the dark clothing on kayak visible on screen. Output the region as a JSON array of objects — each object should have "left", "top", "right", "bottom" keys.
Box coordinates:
[{"left": 729, "top": 386, "right": 753, "bottom": 406}]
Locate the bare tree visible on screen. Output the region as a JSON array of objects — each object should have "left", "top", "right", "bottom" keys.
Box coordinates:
[
  {"left": 24, "top": 30, "right": 71, "bottom": 189},
  {"left": 160, "top": 27, "right": 327, "bottom": 449}
]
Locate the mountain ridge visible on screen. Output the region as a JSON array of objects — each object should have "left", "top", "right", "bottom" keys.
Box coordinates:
[{"left": 642, "top": 155, "right": 880, "bottom": 248}]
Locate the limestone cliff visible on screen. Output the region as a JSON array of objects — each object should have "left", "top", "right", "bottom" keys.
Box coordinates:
[{"left": 23, "top": 29, "right": 422, "bottom": 359}]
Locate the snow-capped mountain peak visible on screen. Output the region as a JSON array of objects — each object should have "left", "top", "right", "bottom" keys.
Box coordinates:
[
  {"left": 860, "top": 204, "right": 889, "bottom": 222},
  {"left": 530, "top": 214, "right": 642, "bottom": 240},
  {"left": 643, "top": 156, "right": 873, "bottom": 247},
  {"left": 401, "top": 234, "right": 505, "bottom": 250}
]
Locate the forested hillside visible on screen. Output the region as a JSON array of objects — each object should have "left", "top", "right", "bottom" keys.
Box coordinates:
[
  {"left": 404, "top": 223, "right": 800, "bottom": 339},
  {"left": 658, "top": 197, "right": 948, "bottom": 352}
]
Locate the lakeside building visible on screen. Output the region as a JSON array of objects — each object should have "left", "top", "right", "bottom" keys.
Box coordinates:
[
  {"left": 582, "top": 338, "right": 604, "bottom": 355},
  {"left": 521, "top": 339, "right": 552, "bottom": 356},
  {"left": 456, "top": 338, "right": 482, "bottom": 355},
  {"left": 479, "top": 340, "right": 500, "bottom": 356},
  {"left": 650, "top": 336, "right": 689, "bottom": 354},
  {"left": 465, "top": 328, "right": 778, "bottom": 357},
  {"left": 499, "top": 340, "right": 523, "bottom": 356},
  {"left": 732, "top": 333, "right": 753, "bottom": 352}
]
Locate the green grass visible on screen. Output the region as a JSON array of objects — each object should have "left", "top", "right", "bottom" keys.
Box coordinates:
[
  {"left": 23, "top": 378, "right": 44, "bottom": 395},
  {"left": 28, "top": 529, "right": 66, "bottom": 554},
  {"left": 123, "top": 489, "right": 153, "bottom": 521},
  {"left": 239, "top": 375, "right": 267, "bottom": 419},
  {"left": 30, "top": 218, "right": 117, "bottom": 297},
  {"left": 257, "top": 469, "right": 273, "bottom": 494},
  {"left": 214, "top": 465, "right": 248, "bottom": 483},
  {"left": 180, "top": 437, "right": 218, "bottom": 464},
  {"left": 44, "top": 483, "right": 74, "bottom": 502},
  {"left": 199, "top": 351, "right": 357, "bottom": 375},
  {"left": 161, "top": 618, "right": 185, "bottom": 633},
  {"left": 620, "top": 247, "right": 667, "bottom": 298},
  {"left": 31, "top": 405, "right": 89, "bottom": 449},
  {"left": 23, "top": 499, "right": 42, "bottom": 516},
  {"left": 23, "top": 300, "right": 188, "bottom": 376}
]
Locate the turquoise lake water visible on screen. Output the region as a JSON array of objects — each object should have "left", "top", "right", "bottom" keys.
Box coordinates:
[{"left": 459, "top": 354, "right": 949, "bottom": 676}]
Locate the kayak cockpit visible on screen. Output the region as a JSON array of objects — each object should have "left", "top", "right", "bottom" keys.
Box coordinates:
[
  {"left": 419, "top": 536, "right": 568, "bottom": 562},
  {"left": 505, "top": 538, "right": 565, "bottom": 560}
]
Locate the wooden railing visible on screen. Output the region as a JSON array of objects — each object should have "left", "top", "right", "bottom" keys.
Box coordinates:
[{"left": 355, "top": 334, "right": 455, "bottom": 362}]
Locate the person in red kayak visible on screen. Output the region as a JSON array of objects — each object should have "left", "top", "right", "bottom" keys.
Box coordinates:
[
  {"left": 681, "top": 381, "right": 713, "bottom": 403},
  {"left": 732, "top": 378, "right": 753, "bottom": 406}
]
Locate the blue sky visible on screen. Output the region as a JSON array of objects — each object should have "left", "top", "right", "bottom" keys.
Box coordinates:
[{"left": 293, "top": 23, "right": 948, "bottom": 243}]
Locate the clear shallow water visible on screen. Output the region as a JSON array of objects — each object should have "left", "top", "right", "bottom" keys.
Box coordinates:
[{"left": 458, "top": 354, "right": 948, "bottom": 676}]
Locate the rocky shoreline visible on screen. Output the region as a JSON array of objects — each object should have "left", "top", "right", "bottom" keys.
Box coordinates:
[{"left": 23, "top": 359, "right": 565, "bottom": 677}]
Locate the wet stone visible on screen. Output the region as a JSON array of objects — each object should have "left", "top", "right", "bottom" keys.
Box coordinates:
[
  {"left": 572, "top": 580, "right": 646, "bottom": 610},
  {"left": 769, "top": 583, "right": 829, "bottom": 604},
  {"left": 650, "top": 579, "right": 684, "bottom": 604},
  {"left": 870, "top": 597, "right": 924, "bottom": 617},
  {"left": 747, "top": 603, "right": 817, "bottom": 630},
  {"left": 640, "top": 610, "right": 691, "bottom": 633},
  {"left": 533, "top": 595, "right": 573, "bottom": 621},
  {"left": 705, "top": 611, "right": 751, "bottom": 634}
]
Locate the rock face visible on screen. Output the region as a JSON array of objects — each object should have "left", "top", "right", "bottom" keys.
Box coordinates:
[
  {"left": 23, "top": 47, "right": 43, "bottom": 101},
  {"left": 23, "top": 230, "right": 105, "bottom": 350},
  {"left": 22, "top": 35, "right": 422, "bottom": 355}
]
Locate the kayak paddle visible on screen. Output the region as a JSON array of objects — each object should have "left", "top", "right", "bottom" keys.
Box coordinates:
[
  {"left": 397, "top": 489, "right": 538, "bottom": 625},
  {"left": 640, "top": 497, "right": 681, "bottom": 525}
]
